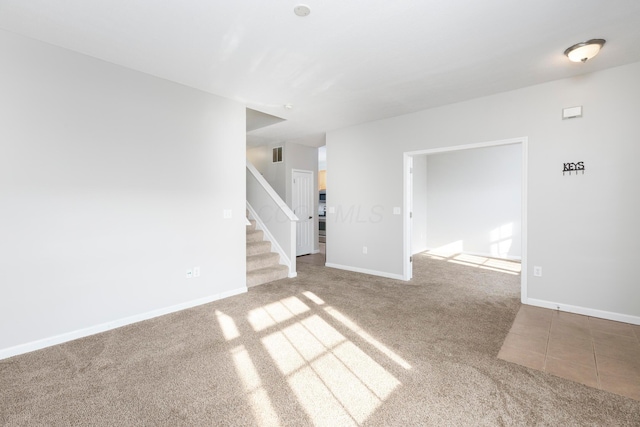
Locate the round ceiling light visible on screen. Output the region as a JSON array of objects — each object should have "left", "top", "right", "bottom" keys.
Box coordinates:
[
  {"left": 564, "top": 39, "right": 606, "bottom": 63},
  {"left": 294, "top": 4, "right": 311, "bottom": 17}
]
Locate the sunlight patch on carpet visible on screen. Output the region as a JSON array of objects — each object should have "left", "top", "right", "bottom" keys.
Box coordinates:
[
  {"left": 324, "top": 307, "right": 412, "bottom": 370},
  {"left": 302, "top": 290, "right": 325, "bottom": 305},
  {"left": 231, "top": 345, "right": 281, "bottom": 427},
  {"left": 247, "top": 296, "right": 310, "bottom": 332},
  {"left": 215, "top": 310, "right": 240, "bottom": 341},
  {"left": 260, "top": 314, "right": 401, "bottom": 425}
]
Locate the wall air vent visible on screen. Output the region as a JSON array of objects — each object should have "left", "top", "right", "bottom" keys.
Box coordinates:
[
  {"left": 562, "top": 106, "right": 583, "bottom": 120},
  {"left": 272, "top": 146, "right": 283, "bottom": 163}
]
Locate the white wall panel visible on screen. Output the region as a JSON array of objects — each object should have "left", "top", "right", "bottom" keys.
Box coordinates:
[
  {"left": 0, "top": 29, "right": 246, "bottom": 355},
  {"left": 327, "top": 61, "right": 640, "bottom": 320},
  {"left": 425, "top": 144, "right": 521, "bottom": 258}
]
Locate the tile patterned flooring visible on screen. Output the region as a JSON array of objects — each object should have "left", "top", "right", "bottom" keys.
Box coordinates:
[{"left": 498, "top": 305, "right": 640, "bottom": 401}]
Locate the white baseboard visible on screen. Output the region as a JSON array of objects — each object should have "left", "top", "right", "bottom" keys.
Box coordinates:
[
  {"left": 423, "top": 247, "right": 522, "bottom": 261},
  {"left": 325, "top": 263, "right": 404, "bottom": 281},
  {"left": 0, "top": 287, "right": 247, "bottom": 361},
  {"left": 220, "top": 287, "right": 248, "bottom": 300},
  {"left": 526, "top": 298, "right": 640, "bottom": 325}
]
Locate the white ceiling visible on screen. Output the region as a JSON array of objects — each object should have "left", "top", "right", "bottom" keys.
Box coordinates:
[{"left": 1, "top": 1, "right": 640, "bottom": 147}]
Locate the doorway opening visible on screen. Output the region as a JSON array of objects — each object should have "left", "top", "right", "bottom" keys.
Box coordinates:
[
  {"left": 318, "top": 146, "right": 327, "bottom": 246},
  {"left": 403, "top": 137, "right": 528, "bottom": 303}
]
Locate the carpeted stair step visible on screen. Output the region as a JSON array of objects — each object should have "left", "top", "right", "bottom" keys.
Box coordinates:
[
  {"left": 247, "top": 265, "right": 289, "bottom": 288},
  {"left": 245, "top": 213, "right": 289, "bottom": 287},
  {"left": 246, "top": 228, "right": 264, "bottom": 243},
  {"left": 247, "top": 240, "right": 271, "bottom": 256},
  {"left": 247, "top": 252, "right": 280, "bottom": 271}
]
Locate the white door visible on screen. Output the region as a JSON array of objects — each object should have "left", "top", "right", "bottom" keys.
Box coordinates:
[
  {"left": 293, "top": 170, "right": 314, "bottom": 256},
  {"left": 407, "top": 156, "right": 413, "bottom": 280}
]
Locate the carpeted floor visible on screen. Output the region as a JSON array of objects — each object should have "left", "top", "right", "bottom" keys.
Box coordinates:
[{"left": 1, "top": 253, "right": 639, "bottom": 426}]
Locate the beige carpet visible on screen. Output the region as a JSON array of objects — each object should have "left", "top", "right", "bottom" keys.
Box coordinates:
[{"left": 2, "top": 253, "right": 639, "bottom": 426}]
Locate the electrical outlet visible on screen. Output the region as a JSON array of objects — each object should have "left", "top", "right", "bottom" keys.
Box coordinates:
[
  {"left": 533, "top": 266, "right": 542, "bottom": 277},
  {"left": 193, "top": 267, "right": 200, "bottom": 277},
  {"left": 363, "top": 246, "right": 368, "bottom": 254},
  {"left": 186, "top": 269, "right": 193, "bottom": 279},
  {"left": 223, "top": 209, "right": 232, "bottom": 219}
]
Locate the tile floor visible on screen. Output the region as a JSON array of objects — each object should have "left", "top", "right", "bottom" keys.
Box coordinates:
[{"left": 498, "top": 305, "right": 640, "bottom": 401}]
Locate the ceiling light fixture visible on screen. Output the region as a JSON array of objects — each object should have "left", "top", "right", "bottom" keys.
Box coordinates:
[
  {"left": 564, "top": 39, "right": 606, "bottom": 63},
  {"left": 294, "top": 4, "right": 311, "bottom": 17}
]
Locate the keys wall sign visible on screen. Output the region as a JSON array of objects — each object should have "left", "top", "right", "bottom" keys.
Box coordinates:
[{"left": 563, "top": 161, "right": 585, "bottom": 176}]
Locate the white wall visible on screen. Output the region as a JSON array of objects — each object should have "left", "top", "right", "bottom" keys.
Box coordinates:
[
  {"left": 261, "top": 142, "right": 319, "bottom": 253},
  {"left": 265, "top": 142, "right": 287, "bottom": 200},
  {"left": 246, "top": 145, "right": 270, "bottom": 175},
  {"left": 425, "top": 144, "right": 521, "bottom": 258},
  {"left": 411, "top": 156, "right": 428, "bottom": 254},
  {"left": 327, "top": 61, "right": 640, "bottom": 322},
  {"left": 0, "top": 30, "right": 247, "bottom": 357}
]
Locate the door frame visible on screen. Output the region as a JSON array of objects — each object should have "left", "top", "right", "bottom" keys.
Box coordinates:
[
  {"left": 292, "top": 169, "right": 315, "bottom": 256},
  {"left": 403, "top": 137, "right": 528, "bottom": 303}
]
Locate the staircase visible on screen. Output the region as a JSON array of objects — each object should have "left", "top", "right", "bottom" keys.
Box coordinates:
[{"left": 246, "top": 218, "right": 289, "bottom": 287}]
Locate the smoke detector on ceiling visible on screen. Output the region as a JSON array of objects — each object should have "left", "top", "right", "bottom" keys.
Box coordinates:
[{"left": 294, "top": 5, "right": 311, "bottom": 17}]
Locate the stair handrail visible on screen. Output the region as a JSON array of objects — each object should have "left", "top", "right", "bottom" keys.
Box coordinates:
[
  {"left": 246, "top": 160, "right": 298, "bottom": 278},
  {"left": 246, "top": 160, "right": 297, "bottom": 221}
]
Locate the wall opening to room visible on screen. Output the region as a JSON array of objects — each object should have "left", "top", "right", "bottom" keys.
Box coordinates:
[{"left": 403, "top": 138, "right": 528, "bottom": 301}]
